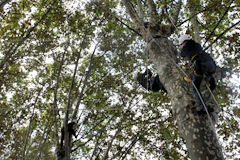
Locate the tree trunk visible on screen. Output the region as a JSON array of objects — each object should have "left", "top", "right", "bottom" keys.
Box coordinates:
[{"left": 122, "top": 0, "right": 224, "bottom": 159}]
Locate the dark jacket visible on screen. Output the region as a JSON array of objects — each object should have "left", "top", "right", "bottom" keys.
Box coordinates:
[{"left": 180, "top": 40, "right": 216, "bottom": 75}]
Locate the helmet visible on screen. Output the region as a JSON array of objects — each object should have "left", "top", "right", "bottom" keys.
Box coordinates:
[{"left": 178, "top": 34, "right": 192, "bottom": 45}]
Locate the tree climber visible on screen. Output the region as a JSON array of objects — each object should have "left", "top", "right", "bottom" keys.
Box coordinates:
[
  {"left": 178, "top": 34, "right": 216, "bottom": 113},
  {"left": 136, "top": 69, "right": 167, "bottom": 93},
  {"left": 60, "top": 121, "right": 77, "bottom": 149},
  {"left": 57, "top": 121, "right": 78, "bottom": 159}
]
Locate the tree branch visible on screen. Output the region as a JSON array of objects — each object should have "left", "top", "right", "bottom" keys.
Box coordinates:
[
  {"left": 115, "top": 17, "right": 142, "bottom": 36},
  {"left": 89, "top": 118, "right": 113, "bottom": 160},
  {"left": 122, "top": 0, "right": 141, "bottom": 26},
  {"left": 22, "top": 90, "right": 41, "bottom": 160},
  {"left": 203, "top": 0, "right": 235, "bottom": 46},
  {"left": 164, "top": 0, "right": 182, "bottom": 28},
  {"left": 63, "top": 30, "right": 89, "bottom": 160},
  {"left": 103, "top": 125, "right": 122, "bottom": 160},
  {"left": 89, "top": 131, "right": 103, "bottom": 160},
  {"left": 37, "top": 124, "right": 52, "bottom": 160},
  {"left": 120, "top": 133, "right": 140, "bottom": 160},
  {"left": 204, "top": 20, "right": 240, "bottom": 51},
  {"left": 92, "top": 1, "right": 142, "bottom": 36},
  {"left": 177, "top": 1, "right": 221, "bottom": 27}
]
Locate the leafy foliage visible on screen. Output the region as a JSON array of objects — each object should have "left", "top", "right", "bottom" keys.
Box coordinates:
[{"left": 0, "top": 0, "right": 239, "bottom": 159}]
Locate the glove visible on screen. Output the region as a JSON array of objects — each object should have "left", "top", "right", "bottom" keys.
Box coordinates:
[{"left": 184, "top": 76, "right": 192, "bottom": 82}]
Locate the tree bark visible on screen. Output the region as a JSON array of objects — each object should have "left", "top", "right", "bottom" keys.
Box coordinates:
[{"left": 122, "top": 0, "right": 224, "bottom": 159}]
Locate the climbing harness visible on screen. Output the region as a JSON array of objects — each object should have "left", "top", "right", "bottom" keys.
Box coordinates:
[{"left": 191, "top": 53, "right": 200, "bottom": 62}]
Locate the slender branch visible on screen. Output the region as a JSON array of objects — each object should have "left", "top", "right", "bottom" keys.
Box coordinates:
[
  {"left": 92, "top": 1, "right": 142, "bottom": 36},
  {"left": 115, "top": 17, "right": 142, "bottom": 36},
  {"left": 80, "top": 117, "right": 114, "bottom": 139},
  {"left": 120, "top": 133, "right": 140, "bottom": 160},
  {"left": 177, "top": 1, "right": 221, "bottom": 27},
  {"left": 37, "top": 124, "right": 52, "bottom": 160},
  {"left": 159, "top": 9, "right": 164, "bottom": 23},
  {"left": 63, "top": 32, "right": 88, "bottom": 160},
  {"left": 90, "top": 129, "right": 104, "bottom": 160},
  {"left": 64, "top": 26, "right": 91, "bottom": 126},
  {"left": 203, "top": 0, "right": 235, "bottom": 46},
  {"left": 164, "top": 0, "right": 178, "bottom": 33},
  {"left": 65, "top": 47, "right": 81, "bottom": 119},
  {"left": 204, "top": 20, "right": 240, "bottom": 51},
  {"left": 164, "top": 1, "right": 172, "bottom": 25},
  {"left": 22, "top": 122, "right": 33, "bottom": 160},
  {"left": 89, "top": 118, "right": 115, "bottom": 160},
  {"left": 163, "top": 0, "right": 182, "bottom": 28}
]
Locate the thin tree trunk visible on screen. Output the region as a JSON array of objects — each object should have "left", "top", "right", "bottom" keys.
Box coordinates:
[
  {"left": 22, "top": 90, "right": 41, "bottom": 160},
  {"left": 63, "top": 49, "right": 81, "bottom": 160},
  {"left": 54, "top": 45, "right": 68, "bottom": 159}
]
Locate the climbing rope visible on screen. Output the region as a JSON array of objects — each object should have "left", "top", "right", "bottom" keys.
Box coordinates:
[
  {"left": 145, "top": 45, "right": 150, "bottom": 92},
  {"left": 204, "top": 78, "right": 221, "bottom": 110}
]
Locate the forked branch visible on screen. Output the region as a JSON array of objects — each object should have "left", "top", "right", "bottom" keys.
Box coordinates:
[{"left": 122, "top": 0, "right": 142, "bottom": 26}]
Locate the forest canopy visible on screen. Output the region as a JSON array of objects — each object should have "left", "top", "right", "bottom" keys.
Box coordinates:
[{"left": 0, "top": 0, "right": 239, "bottom": 159}]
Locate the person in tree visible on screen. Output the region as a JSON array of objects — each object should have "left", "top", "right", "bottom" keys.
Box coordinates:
[
  {"left": 178, "top": 34, "right": 216, "bottom": 112},
  {"left": 57, "top": 121, "right": 78, "bottom": 159},
  {"left": 60, "top": 121, "right": 77, "bottom": 149},
  {"left": 136, "top": 69, "right": 167, "bottom": 93}
]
